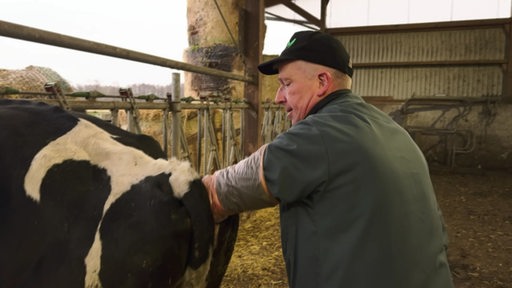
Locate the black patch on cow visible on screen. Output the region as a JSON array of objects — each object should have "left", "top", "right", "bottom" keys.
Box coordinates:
[
  {"left": 99, "top": 172, "right": 192, "bottom": 287},
  {"left": 0, "top": 100, "right": 78, "bottom": 215},
  {"left": 0, "top": 160, "right": 110, "bottom": 288}
]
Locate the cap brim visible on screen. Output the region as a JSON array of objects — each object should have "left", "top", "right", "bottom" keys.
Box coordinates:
[{"left": 257, "top": 56, "right": 295, "bottom": 75}]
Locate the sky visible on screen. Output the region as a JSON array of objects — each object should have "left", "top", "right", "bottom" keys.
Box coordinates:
[{"left": 1, "top": 0, "right": 511, "bottom": 87}]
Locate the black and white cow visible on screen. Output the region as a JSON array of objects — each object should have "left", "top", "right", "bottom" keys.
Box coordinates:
[{"left": 0, "top": 99, "right": 238, "bottom": 288}]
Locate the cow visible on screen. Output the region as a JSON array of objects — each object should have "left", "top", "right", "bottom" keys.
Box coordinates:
[{"left": 0, "top": 99, "right": 239, "bottom": 288}]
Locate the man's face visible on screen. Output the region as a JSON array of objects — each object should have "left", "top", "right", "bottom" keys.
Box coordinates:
[{"left": 274, "top": 61, "right": 322, "bottom": 125}]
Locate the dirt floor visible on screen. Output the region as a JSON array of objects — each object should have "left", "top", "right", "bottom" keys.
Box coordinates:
[{"left": 220, "top": 168, "right": 512, "bottom": 288}]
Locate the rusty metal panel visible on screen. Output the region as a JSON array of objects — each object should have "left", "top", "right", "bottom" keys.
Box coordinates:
[
  {"left": 339, "top": 28, "right": 505, "bottom": 63},
  {"left": 352, "top": 66, "right": 503, "bottom": 99},
  {"left": 336, "top": 27, "right": 505, "bottom": 99}
]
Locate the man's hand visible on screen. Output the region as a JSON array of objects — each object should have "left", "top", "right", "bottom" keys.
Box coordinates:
[{"left": 202, "top": 174, "right": 230, "bottom": 223}]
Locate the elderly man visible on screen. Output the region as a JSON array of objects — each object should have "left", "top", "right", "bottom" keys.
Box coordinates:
[{"left": 203, "top": 30, "right": 454, "bottom": 288}]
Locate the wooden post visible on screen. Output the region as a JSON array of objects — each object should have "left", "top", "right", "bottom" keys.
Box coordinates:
[
  {"left": 242, "top": 0, "right": 264, "bottom": 155},
  {"left": 502, "top": 19, "right": 512, "bottom": 103}
]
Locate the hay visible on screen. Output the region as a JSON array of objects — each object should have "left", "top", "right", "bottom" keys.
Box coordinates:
[
  {"left": 0, "top": 66, "right": 72, "bottom": 93},
  {"left": 221, "top": 207, "right": 288, "bottom": 288}
]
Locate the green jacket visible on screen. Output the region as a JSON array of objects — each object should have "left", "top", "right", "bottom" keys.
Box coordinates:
[{"left": 263, "top": 90, "right": 453, "bottom": 288}]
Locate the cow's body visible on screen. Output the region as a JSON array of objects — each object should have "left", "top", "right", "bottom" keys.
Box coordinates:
[{"left": 0, "top": 99, "right": 238, "bottom": 288}]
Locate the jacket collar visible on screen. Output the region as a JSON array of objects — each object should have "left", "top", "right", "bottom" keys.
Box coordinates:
[{"left": 306, "top": 89, "right": 351, "bottom": 117}]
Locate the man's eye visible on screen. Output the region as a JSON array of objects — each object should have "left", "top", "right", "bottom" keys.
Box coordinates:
[{"left": 278, "top": 80, "right": 291, "bottom": 88}]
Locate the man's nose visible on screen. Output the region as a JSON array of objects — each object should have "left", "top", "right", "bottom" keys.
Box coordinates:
[{"left": 274, "top": 89, "right": 285, "bottom": 104}]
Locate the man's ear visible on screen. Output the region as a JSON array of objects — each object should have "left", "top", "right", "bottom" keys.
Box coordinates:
[{"left": 317, "top": 72, "right": 332, "bottom": 97}]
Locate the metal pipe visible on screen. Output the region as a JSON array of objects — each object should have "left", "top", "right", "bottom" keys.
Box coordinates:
[
  {"left": 0, "top": 20, "right": 254, "bottom": 84},
  {"left": 171, "top": 73, "right": 181, "bottom": 159},
  {"left": 162, "top": 107, "right": 169, "bottom": 156},
  {"left": 5, "top": 99, "right": 248, "bottom": 110}
]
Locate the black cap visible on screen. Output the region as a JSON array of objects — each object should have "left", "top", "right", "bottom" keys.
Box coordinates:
[{"left": 258, "top": 30, "right": 353, "bottom": 77}]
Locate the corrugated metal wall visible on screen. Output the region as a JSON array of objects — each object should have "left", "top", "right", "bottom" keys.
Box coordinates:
[{"left": 336, "top": 27, "right": 506, "bottom": 100}]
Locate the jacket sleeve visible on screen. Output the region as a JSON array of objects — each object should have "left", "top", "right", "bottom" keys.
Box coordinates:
[{"left": 202, "top": 144, "right": 278, "bottom": 222}]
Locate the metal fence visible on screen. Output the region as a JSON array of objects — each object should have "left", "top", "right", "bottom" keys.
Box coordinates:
[
  {"left": 1, "top": 74, "right": 290, "bottom": 174},
  {"left": 0, "top": 19, "right": 271, "bottom": 173}
]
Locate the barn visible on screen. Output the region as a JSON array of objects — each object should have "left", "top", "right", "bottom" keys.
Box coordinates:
[{"left": 1, "top": 0, "right": 512, "bottom": 287}]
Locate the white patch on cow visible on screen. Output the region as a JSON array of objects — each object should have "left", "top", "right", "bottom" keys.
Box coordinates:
[
  {"left": 24, "top": 119, "right": 198, "bottom": 202},
  {"left": 22, "top": 118, "right": 199, "bottom": 287},
  {"left": 167, "top": 157, "right": 199, "bottom": 198},
  {"left": 178, "top": 251, "right": 212, "bottom": 288},
  {"left": 175, "top": 224, "right": 222, "bottom": 288}
]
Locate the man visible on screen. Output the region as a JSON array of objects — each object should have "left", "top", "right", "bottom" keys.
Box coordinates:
[{"left": 202, "top": 30, "right": 454, "bottom": 287}]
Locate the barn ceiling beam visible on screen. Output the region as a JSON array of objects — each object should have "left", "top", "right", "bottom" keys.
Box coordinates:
[
  {"left": 327, "top": 18, "right": 511, "bottom": 35},
  {"left": 264, "top": 0, "right": 282, "bottom": 8},
  {"left": 280, "top": 0, "right": 321, "bottom": 28},
  {"left": 320, "top": 0, "right": 329, "bottom": 31},
  {"left": 263, "top": 0, "right": 322, "bottom": 28},
  {"left": 265, "top": 11, "right": 317, "bottom": 30}
]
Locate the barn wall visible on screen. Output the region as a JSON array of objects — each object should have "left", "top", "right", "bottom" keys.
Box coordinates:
[
  {"left": 386, "top": 98, "right": 512, "bottom": 169},
  {"left": 327, "top": 21, "right": 512, "bottom": 169},
  {"left": 261, "top": 21, "right": 512, "bottom": 169},
  {"left": 351, "top": 66, "right": 502, "bottom": 99},
  {"left": 336, "top": 26, "right": 505, "bottom": 100}
]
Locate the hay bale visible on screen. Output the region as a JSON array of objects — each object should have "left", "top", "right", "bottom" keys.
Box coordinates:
[{"left": 0, "top": 65, "right": 72, "bottom": 93}]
